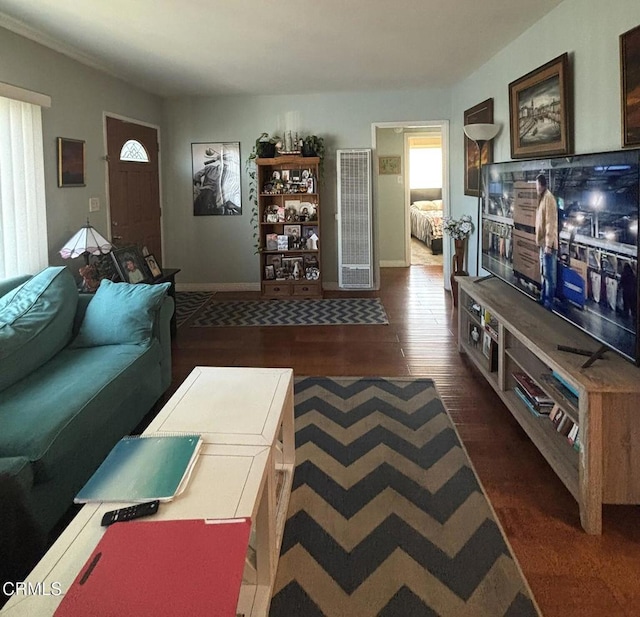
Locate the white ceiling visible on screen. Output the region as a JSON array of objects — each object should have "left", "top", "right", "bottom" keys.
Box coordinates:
[{"left": 0, "top": 0, "right": 564, "bottom": 98}]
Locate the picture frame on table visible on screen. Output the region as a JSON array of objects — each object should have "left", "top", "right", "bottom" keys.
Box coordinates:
[
  {"left": 264, "top": 265, "right": 276, "bottom": 280},
  {"left": 111, "top": 246, "right": 150, "bottom": 284},
  {"left": 620, "top": 24, "right": 640, "bottom": 147},
  {"left": 464, "top": 98, "right": 494, "bottom": 197},
  {"left": 508, "top": 53, "right": 572, "bottom": 159},
  {"left": 57, "top": 137, "right": 85, "bottom": 187},
  {"left": 144, "top": 254, "right": 163, "bottom": 279}
]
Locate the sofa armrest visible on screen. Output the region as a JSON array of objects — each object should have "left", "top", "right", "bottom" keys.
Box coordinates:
[
  {"left": 0, "top": 274, "right": 31, "bottom": 299},
  {"left": 73, "top": 293, "right": 94, "bottom": 336},
  {"left": 155, "top": 296, "right": 174, "bottom": 391}
]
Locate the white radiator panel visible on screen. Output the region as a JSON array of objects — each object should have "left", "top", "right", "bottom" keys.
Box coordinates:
[{"left": 337, "top": 149, "right": 373, "bottom": 289}]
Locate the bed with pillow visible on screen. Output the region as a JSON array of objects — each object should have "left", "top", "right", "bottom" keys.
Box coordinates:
[{"left": 410, "top": 188, "right": 443, "bottom": 254}]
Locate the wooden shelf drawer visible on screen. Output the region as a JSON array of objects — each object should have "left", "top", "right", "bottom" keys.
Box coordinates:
[
  {"left": 263, "top": 282, "right": 290, "bottom": 297},
  {"left": 292, "top": 282, "right": 320, "bottom": 296}
]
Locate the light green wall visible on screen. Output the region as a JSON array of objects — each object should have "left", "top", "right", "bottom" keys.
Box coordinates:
[
  {"left": 376, "top": 128, "right": 405, "bottom": 264},
  {"left": 450, "top": 0, "right": 640, "bottom": 275},
  {"left": 0, "top": 26, "right": 162, "bottom": 269},
  {"left": 162, "top": 90, "right": 450, "bottom": 287}
]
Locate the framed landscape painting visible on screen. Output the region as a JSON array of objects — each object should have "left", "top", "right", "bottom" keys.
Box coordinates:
[
  {"left": 464, "top": 98, "right": 494, "bottom": 196},
  {"left": 508, "top": 53, "right": 572, "bottom": 159},
  {"left": 621, "top": 24, "right": 640, "bottom": 147},
  {"left": 57, "top": 137, "right": 85, "bottom": 187}
]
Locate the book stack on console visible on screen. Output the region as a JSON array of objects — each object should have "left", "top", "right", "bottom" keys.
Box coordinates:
[
  {"left": 512, "top": 372, "right": 554, "bottom": 416},
  {"left": 549, "top": 405, "right": 580, "bottom": 451},
  {"left": 539, "top": 372, "right": 579, "bottom": 409}
]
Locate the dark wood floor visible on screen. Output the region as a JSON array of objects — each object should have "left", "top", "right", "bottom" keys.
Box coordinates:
[{"left": 172, "top": 266, "right": 640, "bottom": 617}]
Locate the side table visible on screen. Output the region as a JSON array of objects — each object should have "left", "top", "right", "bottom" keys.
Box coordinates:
[{"left": 151, "top": 268, "right": 180, "bottom": 338}]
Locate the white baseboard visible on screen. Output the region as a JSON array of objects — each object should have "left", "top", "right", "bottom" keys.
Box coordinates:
[
  {"left": 176, "top": 282, "right": 260, "bottom": 292},
  {"left": 379, "top": 260, "right": 409, "bottom": 268}
]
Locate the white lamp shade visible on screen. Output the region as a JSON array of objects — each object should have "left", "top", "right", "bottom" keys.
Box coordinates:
[
  {"left": 463, "top": 123, "right": 500, "bottom": 143},
  {"left": 60, "top": 224, "right": 112, "bottom": 259}
]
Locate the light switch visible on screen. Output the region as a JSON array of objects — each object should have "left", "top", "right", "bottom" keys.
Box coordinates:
[
  {"left": 397, "top": 175, "right": 403, "bottom": 184},
  {"left": 89, "top": 197, "right": 100, "bottom": 212}
]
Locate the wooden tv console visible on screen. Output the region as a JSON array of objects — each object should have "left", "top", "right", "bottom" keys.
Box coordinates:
[{"left": 457, "top": 276, "right": 640, "bottom": 534}]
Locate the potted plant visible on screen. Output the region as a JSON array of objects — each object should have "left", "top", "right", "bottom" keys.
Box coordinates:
[
  {"left": 253, "top": 133, "right": 281, "bottom": 159},
  {"left": 442, "top": 213, "right": 475, "bottom": 306},
  {"left": 301, "top": 135, "right": 324, "bottom": 159}
]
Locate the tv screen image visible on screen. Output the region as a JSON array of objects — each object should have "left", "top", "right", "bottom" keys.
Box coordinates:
[{"left": 481, "top": 150, "right": 639, "bottom": 363}]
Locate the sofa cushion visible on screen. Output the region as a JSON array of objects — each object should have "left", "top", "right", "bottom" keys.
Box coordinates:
[
  {"left": 0, "top": 267, "right": 78, "bottom": 393},
  {"left": 0, "top": 341, "right": 162, "bottom": 483},
  {"left": 71, "top": 279, "right": 171, "bottom": 347},
  {"left": 0, "top": 456, "right": 34, "bottom": 494}
]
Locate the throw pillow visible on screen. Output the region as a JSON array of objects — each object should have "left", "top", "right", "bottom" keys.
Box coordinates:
[
  {"left": 0, "top": 266, "right": 78, "bottom": 393},
  {"left": 71, "top": 279, "right": 170, "bottom": 347},
  {"left": 414, "top": 200, "right": 440, "bottom": 211}
]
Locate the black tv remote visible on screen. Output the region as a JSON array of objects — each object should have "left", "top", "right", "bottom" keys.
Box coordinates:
[{"left": 100, "top": 500, "right": 160, "bottom": 526}]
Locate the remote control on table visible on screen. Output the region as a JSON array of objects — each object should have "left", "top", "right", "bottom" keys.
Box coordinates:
[{"left": 101, "top": 500, "right": 160, "bottom": 526}]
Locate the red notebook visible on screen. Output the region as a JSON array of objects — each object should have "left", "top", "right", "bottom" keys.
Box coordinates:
[{"left": 54, "top": 518, "right": 251, "bottom": 617}]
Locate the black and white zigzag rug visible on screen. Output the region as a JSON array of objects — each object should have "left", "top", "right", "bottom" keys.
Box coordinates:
[
  {"left": 174, "top": 291, "right": 213, "bottom": 328},
  {"left": 189, "top": 298, "right": 389, "bottom": 327},
  {"left": 269, "top": 377, "right": 540, "bottom": 617}
]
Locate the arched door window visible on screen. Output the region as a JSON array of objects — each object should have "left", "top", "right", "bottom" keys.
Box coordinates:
[{"left": 119, "top": 139, "right": 149, "bottom": 162}]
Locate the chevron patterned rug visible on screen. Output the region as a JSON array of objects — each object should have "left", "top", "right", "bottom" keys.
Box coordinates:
[
  {"left": 174, "top": 291, "right": 213, "bottom": 327},
  {"left": 270, "top": 377, "right": 540, "bottom": 617},
  {"left": 189, "top": 298, "right": 389, "bottom": 327}
]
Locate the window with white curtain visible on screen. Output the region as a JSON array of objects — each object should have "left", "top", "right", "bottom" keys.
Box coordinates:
[
  {"left": 409, "top": 135, "right": 443, "bottom": 190},
  {"left": 0, "top": 94, "right": 49, "bottom": 279}
]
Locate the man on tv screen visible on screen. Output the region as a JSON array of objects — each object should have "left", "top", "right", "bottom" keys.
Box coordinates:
[{"left": 535, "top": 173, "right": 558, "bottom": 309}]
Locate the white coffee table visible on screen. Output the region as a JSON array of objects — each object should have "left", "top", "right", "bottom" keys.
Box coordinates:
[{"left": 2, "top": 367, "right": 295, "bottom": 617}]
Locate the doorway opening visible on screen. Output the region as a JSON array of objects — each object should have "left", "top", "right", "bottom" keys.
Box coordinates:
[
  {"left": 371, "top": 120, "right": 449, "bottom": 290},
  {"left": 406, "top": 131, "right": 444, "bottom": 267}
]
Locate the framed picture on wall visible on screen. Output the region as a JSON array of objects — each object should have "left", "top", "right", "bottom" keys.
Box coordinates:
[
  {"left": 620, "top": 24, "right": 640, "bottom": 148},
  {"left": 464, "top": 98, "right": 494, "bottom": 197},
  {"left": 191, "top": 142, "right": 241, "bottom": 215},
  {"left": 378, "top": 156, "right": 401, "bottom": 175},
  {"left": 508, "top": 53, "right": 572, "bottom": 159},
  {"left": 57, "top": 137, "right": 85, "bottom": 187}
]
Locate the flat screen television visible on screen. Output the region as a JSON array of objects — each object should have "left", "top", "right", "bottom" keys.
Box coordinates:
[{"left": 481, "top": 149, "right": 639, "bottom": 364}]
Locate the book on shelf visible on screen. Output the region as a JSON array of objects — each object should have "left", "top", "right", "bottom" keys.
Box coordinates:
[
  {"left": 512, "top": 372, "right": 554, "bottom": 407},
  {"left": 556, "top": 414, "right": 574, "bottom": 437},
  {"left": 550, "top": 406, "right": 564, "bottom": 428},
  {"left": 54, "top": 518, "right": 251, "bottom": 617},
  {"left": 514, "top": 386, "right": 544, "bottom": 417},
  {"left": 568, "top": 423, "right": 580, "bottom": 446},
  {"left": 549, "top": 370, "right": 580, "bottom": 400},
  {"left": 539, "top": 373, "right": 579, "bottom": 408},
  {"left": 75, "top": 434, "right": 202, "bottom": 503}
]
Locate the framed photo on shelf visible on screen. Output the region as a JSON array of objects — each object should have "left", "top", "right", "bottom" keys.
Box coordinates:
[
  {"left": 302, "top": 225, "right": 319, "bottom": 239},
  {"left": 282, "top": 256, "right": 304, "bottom": 278},
  {"left": 468, "top": 323, "right": 481, "bottom": 348},
  {"left": 283, "top": 224, "right": 301, "bottom": 239},
  {"left": 265, "top": 233, "right": 278, "bottom": 251},
  {"left": 191, "top": 142, "right": 241, "bottom": 215},
  {"left": 57, "top": 137, "right": 85, "bottom": 187},
  {"left": 620, "top": 24, "right": 640, "bottom": 147},
  {"left": 464, "top": 98, "right": 494, "bottom": 197},
  {"left": 111, "top": 246, "right": 149, "bottom": 284},
  {"left": 508, "top": 53, "right": 572, "bottom": 159},
  {"left": 264, "top": 265, "right": 276, "bottom": 280},
  {"left": 144, "top": 254, "right": 163, "bottom": 279}
]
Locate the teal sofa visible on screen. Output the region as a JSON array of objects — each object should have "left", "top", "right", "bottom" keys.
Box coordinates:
[{"left": 0, "top": 266, "right": 174, "bottom": 540}]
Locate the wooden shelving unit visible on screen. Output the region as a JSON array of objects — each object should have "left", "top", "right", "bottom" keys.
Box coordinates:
[
  {"left": 457, "top": 276, "right": 640, "bottom": 534},
  {"left": 256, "top": 155, "right": 322, "bottom": 297}
]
